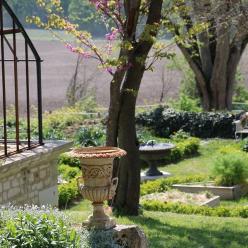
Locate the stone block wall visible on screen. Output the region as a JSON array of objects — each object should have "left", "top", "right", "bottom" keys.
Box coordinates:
[{"left": 0, "top": 141, "right": 72, "bottom": 206}]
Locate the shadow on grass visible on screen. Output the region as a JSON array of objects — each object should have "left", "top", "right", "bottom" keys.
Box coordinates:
[{"left": 126, "top": 215, "right": 248, "bottom": 248}]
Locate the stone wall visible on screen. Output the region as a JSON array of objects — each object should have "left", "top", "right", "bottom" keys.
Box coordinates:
[{"left": 0, "top": 141, "right": 72, "bottom": 206}]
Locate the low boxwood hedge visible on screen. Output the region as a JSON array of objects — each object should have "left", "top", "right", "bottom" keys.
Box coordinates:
[
  {"left": 136, "top": 107, "right": 242, "bottom": 138},
  {"left": 169, "top": 137, "right": 200, "bottom": 163},
  {"left": 141, "top": 200, "right": 248, "bottom": 218},
  {"left": 140, "top": 175, "right": 207, "bottom": 196}
]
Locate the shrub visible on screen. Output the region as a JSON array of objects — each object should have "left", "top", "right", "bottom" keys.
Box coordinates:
[
  {"left": 58, "top": 153, "right": 81, "bottom": 168},
  {"left": 212, "top": 153, "right": 248, "bottom": 186},
  {"left": 141, "top": 200, "right": 248, "bottom": 218},
  {"left": 59, "top": 164, "right": 81, "bottom": 180},
  {"left": 0, "top": 207, "right": 80, "bottom": 247},
  {"left": 0, "top": 207, "right": 124, "bottom": 248},
  {"left": 242, "top": 138, "right": 248, "bottom": 152},
  {"left": 170, "top": 94, "right": 201, "bottom": 112},
  {"left": 74, "top": 126, "right": 105, "bottom": 147},
  {"left": 232, "top": 102, "right": 248, "bottom": 111},
  {"left": 218, "top": 145, "right": 243, "bottom": 155},
  {"left": 136, "top": 107, "right": 239, "bottom": 139},
  {"left": 234, "top": 82, "right": 248, "bottom": 103},
  {"left": 58, "top": 179, "right": 80, "bottom": 208},
  {"left": 170, "top": 129, "right": 190, "bottom": 141},
  {"left": 168, "top": 137, "right": 200, "bottom": 163},
  {"left": 140, "top": 175, "right": 206, "bottom": 196}
]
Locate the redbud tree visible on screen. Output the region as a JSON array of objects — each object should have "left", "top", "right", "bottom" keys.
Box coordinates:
[{"left": 29, "top": 0, "right": 206, "bottom": 215}]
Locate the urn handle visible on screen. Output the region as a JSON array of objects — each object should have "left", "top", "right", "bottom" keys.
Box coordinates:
[{"left": 109, "top": 177, "right": 119, "bottom": 200}]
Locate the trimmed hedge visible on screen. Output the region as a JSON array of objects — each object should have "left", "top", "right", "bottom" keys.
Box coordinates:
[
  {"left": 140, "top": 175, "right": 207, "bottom": 196},
  {"left": 58, "top": 179, "right": 80, "bottom": 208},
  {"left": 169, "top": 137, "right": 200, "bottom": 163},
  {"left": 141, "top": 200, "right": 248, "bottom": 218},
  {"left": 136, "top": 107, "right": 241, "bottom": 138}
]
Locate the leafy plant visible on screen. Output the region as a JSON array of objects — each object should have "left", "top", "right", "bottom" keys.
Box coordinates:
[
  {"left": 170, "top": 94, "right": 202, "bottom": 112},
  {"left": 212, "top": 153, "right": 248, "bottom": 186},
  {"left": 168, "top": 137, "right": 200, "bottom": 163},
  {"left": 234, "top": 84, "right": 248, "bottom": 103},
  {"left": 58, "top": 153, "right": 81, "bottom": 168},
  {"left": 74, "top": 126, "right": 105, "bottom": 147},
  {"left": 170, "top": 129, "right": 190, "bottom": 141},
  {"left": 0, "top": 207, "right": 80, "bottom": 247},
  {"left": 58, "top": 179, "right": 80, "bottom": 208},
  {"left": 59, "top": 164, "right": 81, "bottom": 181}
]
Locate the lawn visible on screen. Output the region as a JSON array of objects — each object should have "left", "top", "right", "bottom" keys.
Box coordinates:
[
  {"left": 59, "top": 138, "right": 248, "bottom": 247},
  {"left": 65, "top": 200, "right": 248, "bottom": 248},
  {"left": 159, "top": 139, "right": 239, "bottom": 177}
]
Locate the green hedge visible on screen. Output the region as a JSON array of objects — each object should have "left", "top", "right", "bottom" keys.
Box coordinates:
[
  {"left": 142, "top": 200, "right": 248, "bottom": 218},
  {"left": 58, "top": 156, "right": 82, "bottom": 209},
  {"left": 136, "top": 107, "right": 240, "bottom": 138},
  {"left": 58, "top": 179, "right": 80, "bottom": 208},
  {"left": 169, "top": 137, "right": 200, "bottom": 163},
  {"left": 140, "top": 175, "right": 207, "bottom": 196}
]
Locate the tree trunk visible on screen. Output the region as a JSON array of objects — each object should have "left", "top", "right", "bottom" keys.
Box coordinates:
[
  {"left": 179, "top": 43, "right": 245, "bottom": 111},
  {"left": 115, "top": 55, "right": 145, "bottom": 215},
  {"left": 108, "top": 0, "right": 163, "bottom": 215},
  {"left": 106, "top": 70, "right": 125, "bottom": 147}
]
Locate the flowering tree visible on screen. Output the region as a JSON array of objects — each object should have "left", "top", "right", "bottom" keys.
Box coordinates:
[{"left": 30, "top": 0, "right": 206, "bottom": 215}]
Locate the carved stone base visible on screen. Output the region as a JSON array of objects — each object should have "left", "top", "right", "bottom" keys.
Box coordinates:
[{"left": 83, "top": 203, "right": 116, "bottom": 229}]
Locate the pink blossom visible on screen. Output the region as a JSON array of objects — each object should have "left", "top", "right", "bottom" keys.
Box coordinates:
[
  {"left": 105, "top": 28, "right": 119, "bottom": 41},
  {"left": 80, "top": 51, "right": 92, "bottom": 58},
  {"left": 106, "top": 67, "right": 114, "bottom": 74}
]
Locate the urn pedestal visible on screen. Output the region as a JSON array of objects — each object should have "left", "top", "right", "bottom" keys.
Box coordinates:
[{"left": 68, "top": 147, "right": 126, "bottom": 229}]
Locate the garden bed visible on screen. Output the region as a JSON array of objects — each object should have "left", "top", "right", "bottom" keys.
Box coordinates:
[
  {"left": 172, "top": 183, "right": 248, "bottom": 200},
  {"left": 141, "top": 190, "right": 220, "bottom": 207}
]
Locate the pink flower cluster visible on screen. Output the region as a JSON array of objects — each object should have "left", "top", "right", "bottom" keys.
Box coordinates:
[
  {"left": 105, "top": 62, "right": 132, "bottom": 75},
  {"left": 89, "top": 0, "right": 108, "bottom": 10},
  {"left": 65, "top": 43, "right": 92, "bottom": 58},
  {"left": 64, "top": 22, "right": 75, "bottom": 32},
  {"left": 105, "top": 28, "right": 120, "bottom": 41}
]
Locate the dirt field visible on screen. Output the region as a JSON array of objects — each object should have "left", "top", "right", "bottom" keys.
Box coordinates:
[{"left": 1, "top": 32, "right": 248, "bottom": 113}]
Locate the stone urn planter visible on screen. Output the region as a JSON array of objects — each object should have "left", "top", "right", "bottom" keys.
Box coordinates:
[{"left": 68, "top": 147, "right": 126, "bottom": 229}]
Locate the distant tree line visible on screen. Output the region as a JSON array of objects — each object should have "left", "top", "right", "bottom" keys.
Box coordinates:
[{"left": 8, "top": 0, "right": 106, "bottom": 37}]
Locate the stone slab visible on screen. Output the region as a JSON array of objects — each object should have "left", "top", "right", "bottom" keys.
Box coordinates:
[
  {"left": 200, "top": 195, "right": 220, "bottom": 207},
  {"left": 173, "top": 183, "right": 248, "bottom": 200}
]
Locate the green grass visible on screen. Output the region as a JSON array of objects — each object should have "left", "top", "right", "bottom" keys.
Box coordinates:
[
  {"left": 159, "top": 139, "right": 239, "bottom": 177},
  {"left": 64, "top": 200, "right": 248, "bottom": 248},
  {"left": 221, "top": 196, "right": 248, "bottom": 207},
  {"left": 61, "top": 139, "right": 248, "bottom": 247}
]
